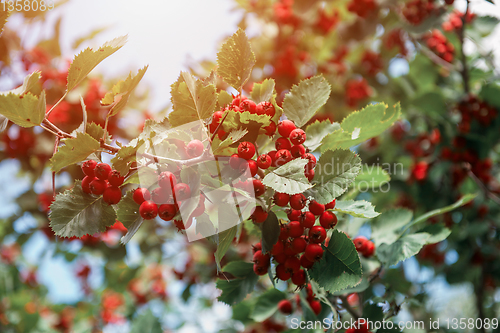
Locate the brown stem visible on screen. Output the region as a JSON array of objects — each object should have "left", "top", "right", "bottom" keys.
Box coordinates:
[{"left": 464, "top": 163, "right": 500, "bottom": 206}]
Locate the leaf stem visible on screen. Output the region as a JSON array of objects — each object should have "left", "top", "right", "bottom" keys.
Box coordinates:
[{"left": 45, "top": 91, "right": 68, "bottom": 118}]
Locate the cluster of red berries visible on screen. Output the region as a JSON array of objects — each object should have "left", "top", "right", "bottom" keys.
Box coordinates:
[
  {"left": 404, "top": 128, "right": 441, "bottom": 158},
  {"left": 277, "top": 283, "right": 322, "bottom": 316},
  {"left": 402, "top": 0, "right": 437, "bottom": 26},
  {"left": 419, "top": 243, "right": 445, "bottom": 265},
  {"left": 347, "top": 0, "right": 377, "bottom": 18},
  {"left": 128, "top": 264, "right": 167, "bottom": 305},
  {"left": 251, "top": 197, "right": 337, "bottom": 287},
  {"left": 1, "top": 126, "right": 36, "bottom": 159},
  {"left": 442, "top": 9, "right": 475, "bottom": 32},
  {"left": 209, "top": 95, "right": 277, "bottom": 140},
  {"left": 423, "top": 29, "right": 455, "bottom": 63},
  {"left": 455, "top": 95, "right": 498, "bottom": 131},
  {"left": 81, "top": 161, "right": 124, "bottom": 205},
  {"left": 360, "top": 51, "right": 383, "bottom": 76},
  {"left": 384, "top": 29, "right": 408, "bottom": 56},
  {"left": 273, "top": 0, "right": 301, "bottom": 28},
  {"left": 132, "top": 171, "right": 198, "bottom": 230},
  {"left": 345, "top": 78, "right": 372, "bottom": 107},
  {"left": 352, "top": 236, "right": 376, "bottom": 257},
  {"left": 314, "top": 8, "right": 340, "bottom": 34}
]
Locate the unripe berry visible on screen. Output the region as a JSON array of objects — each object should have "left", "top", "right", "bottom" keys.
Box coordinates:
[
  {"left": 186, "top": 139, "right": 204, "bottom": 158},
  {"left": 89, "top": 179, "right": 107, "bottom": 195},
  {"left": 174, "top": 183, "right": 191, "bottom": 201},
  {"left": 82, "top": 176, "right": 94, "bottom": 194},
  {"left": 290, "top": 193, "right": 306, "bottom": 210},
  {"left": 275, "top": 137, "right": 292, "bottom": 151},
  {"left": 309, "top": 200, "right": 325, "bottom": 216},
  {"left": 319, "top": 211, "right": 338, "bottom": 229},
  {"left": 139, "top": 200, "right": 158, "bottom": 220},
  {"left": 289, "top": 128, "right": 306, "bottom": 145},
  {"left": 305, "top": 243, "right": 324, "bottom": 262},
  {"left": 274, "top": 192, "right": 290, "bottom": 207},
  {"left": 291, "top": 144, "right": 306, "bottom": 158},
  {"left": 158, "top": 171, "right": 177, "bottom": 190},
  {"left": 309, "top": 226, "right": 327, "bottom": 244},
  {"left": 237, "top": 141, "right": 256, "bottom": 160},
  {"left": 257, "top": 154, "right": 272, "bottom": 169},
  {"left": 278, "top": 120, "right": 296, "bottom": 138},
  {"left": 278, "top": 299, "right": 293, "bottom": 315},
  {"left": 108, "top": 170, "right": 125, "bottom": 187},
  {"left": 299, "top": 211, "right": 316, "bottom": 229},
  {"left": 133, "top": 188, "right": 151, "bottom": 205},
  {"left": 251, "top": 206, "right": 268, "bottom": 223},
  {"left": 94, "top": 163, "right": 111, "bottom": 180},
  {"left": 82, "top": 160, "right": 97, "bottom": 177},
  {"left": 287, "top": 221, "right": 304, "bottom": 238},
  {"left": 291, "top": 269, "right": 306, "bottom": 286},
  {"left": 158, "top": 204, "right": 178, "bottom": 221},
  {"left": 103, "top": 186, "right": 122, "bottom": 205},
  {"left": 256, "top": 101, "right": 276, "bottom": 117},
  {"left": 253, "top": 179, "right": 266, "bottom": 197}
]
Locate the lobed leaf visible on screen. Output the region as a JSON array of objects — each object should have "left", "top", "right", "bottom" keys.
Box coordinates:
[
  {"left": 376, "top": 233, "right": 430, "bottom": 267},
  {"left": 50, "top": 132, "right": 100, "bottom": 173},
  {"left": 250, "top": 288, "right": 287, "bottom": 322},
  {"left": 250, "top": 78, "right": 276, "bottom": 104},
  {"left": 260, "top": 211, "right": 280, "bottom": 254},
  {"left": 262, "top": 158, "right": 313, "bottom": 195},
  {"left": 0, "top": 92, "right": 43, "bottom": 128},
  {"left": 0, "top": 6, "right": 9, "bottom": 36},
  {"left": 333, "top": 200, "right": 380, "bottom": 218},
  {"left": 216, "top": 261, "right": 259, "bottom": 305},
  {"left": 304, "top": 120, "right": 340, "bottom": 152},
  {"left": 371, "top": 209, "right": 413, "bottom": 247}
]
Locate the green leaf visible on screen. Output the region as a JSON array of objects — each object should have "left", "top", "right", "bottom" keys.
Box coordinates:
[
  {"left": 0, "top": 72, "right": 41, "bottom": 96},
  {"left": 111, "top": 141, "right": 143, "bottom": 178},
  {"left": 72, "top": 26, "right": 109, "bottom": 50},
  {"left": 418, "top": 224, "right": 451, "bottom": 245},
  {"left": 282, "top": 75, "right": 331, "bottom": 128},
  {"left": 351, "top": 165, "right": 390, "bottom": 190},
  {"left": 250, "top": 79, "right": 275, "bottom": 104},
  {"left": 260, "top": 211, "right": 280, "bottom": 254},
  {"left": 250, "top": 288, "right": 287, "bottom": 322},
  {"left": 49, "top": 181, "right": 117, "bottom": 238},
  {"left": 371, "top": 209, "right": 413, "bottom": 247},
  {"left": 0, "top": 93, "right": 43, "bottom": 128},
  {"left": 86, "top": 122, "right": 111, "bottom": 143},
  {"left": 216, "top": 261, "right": 259, "bottom": 305},
  {"left": 376, "top": 233, "right": 430, "bottom": 267},
  {"left": 217, "top": 28, "right": 255, "bottom": 89},
  {"left": 321, "top": 103, "right": 401, "bottom": 151},
  {"left": 333, "top": 200, "right": 380, "bottom": 218},
  {"left": 306, "top": 149, "right": 362, "bottom": 205},
  {"left": 67, "top": 36, "right": 127, "bottom": 91},
  {"left": 262, "top": 158, "right": 313, "bottom": 195},
  {"left": 213, "top": 128, "right": 248, "bottom": 154},
  {"left": 50, "top": 132, "right": 100, "bottom": 173},
  {"left": 130, "top": 310, "right": 162, "bottom": 333},
  {"left": 363, "top": 303, "right": 384, "bottom": 322},
  {"left": 168, "top": 72, "right": 217, "bottom": 127},
  {"left": 116, "top": 191, "right": 143, "bottom": 244},
  {"left": 218, "top": 90, "right": 233, "bottom": 108},
  {"left": 332, "top": 277, "right": 370, "bottom": 296},
  {"left": 471, "top": 16, "right": 500, "bottom": 38},
  {"left": 309, "top": 230, "right": 362, "bottom": 293},
  {"left": 304, "top": 120, "right": 341, "bottom": 151},
  {"left": 411, "top": 92, "right": 446, "bottom": 118},
  {"left": 101, "top": 65, "right": 148, "bottom": 117}
]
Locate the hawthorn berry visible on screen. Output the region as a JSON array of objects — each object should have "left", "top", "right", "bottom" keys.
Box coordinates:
[
  {"left": 251, "top": 206, "right": 268, "bottom": 223},
  {"left": 299, "top": 211, "right": 315, "bottom": 229},
  {"left": 278, "top": 120, "right": 296, "bottom": 138},
  {"left": 274, "top": 192, "right": 290, "bottom": 207},
  {"left": 275, "top": 149, "right": 292, "bottom": 166},
  {"left": 82, "top": 176, "right": 94, "bottom": 194},
  {"left": 252, "top": 242, "right": 262, "bottom": 254},
  {"left": 240, "top": 99, "right": 257, "bottom": 113},
  {"left": 309, "top": 300, "right": 322, "bottom": 315},
  {"left": 210, "top": 110, "right": 224, "bottom": 132},
  {"left": 253, "top": 250, "right": 271, "bottom": 266},
  {"left": 303, "top": 153, "right": 317, "bottom": 170},
  {"left": 264, "top": 121, "right": 277, "bottom": 136},
  {"left": 158, "top": 171, "right": 177, "bottom": 190},
  {"left": 353, "top": 236, "right": 368, "bottom": 252},
  {"left": 133, "top": 188, "right": 151, "bottom": 205},
  {"left": 319, "top": 211, "right": 338, "bottom": 229},
  {"left": 305, "top": 169, "right": 315, "bottom": 182},
  {"left": 151, "top": 187, "right": 169, "bottom": 204},
  {"left": 253, "top": 264, "right": 268, "bottom": 276},
  {"left": 363, "top": 240, "right": 375, "bottom": 257},
  {"left": 279, "top": 226, "right": 289, "bottom": 241},
  {"left": 94, "top": 163, "right": 111, "bottom": 180},
  {"left": 174, "top": 183, "right": 191, "bottom": 201},
  {"left": 186, "top": 139, "right": 204, "bottom": 158},
  {"left": 237, "top": 141, "right": 256, "bottom": 160},
  {"left": 289, "top": 128, "right": 306, "bottom": 145},
  {"left": 309, "top": 200, "right": 325, "bottom": 216},
  {"left": 285, "top": 256, "right": 301, "bottom": 272},
  {"left": 290, "top": 193, "right": 306, "bottom": 210},
  {"left": 287, "top": 221, "right": 304, "bottom": 238},
  {"left": 229, "top": 154, "right": 244, "bottom": 169},
  {"left": 82, "top": 160, "right": 97, "bottom": 177},
  {"left": 139, "top": 201, "right": 158, "bottom": 220},
  {"left": 278, "top": 300, "right": 293, "bottom": 315},
  {"left": 291, "top": 237, "right": 307, "bottom": 253},
  {"left": 246, "top": 159, "right": 258, "bottom": 177},
  {"left": 231, "top": 94, "right": 247, "bottom": 107},
  {"left": 291, "top": 144, "right": 306, "bottom": 158},
  {"left": 103, "top": 186, "right": 122, "bottom": 205},
  {"left": 108, "top": 170, "right": 124, "bottom": 187},
  {"left": 271, "top": 241, "right": 284, "bottom": 256},
  {"left": 300, "top": 254, "right": 314, "bottom": 269},
  {"left": 89, "top": 179, "right": 107, "bottom": 195},
  {"left": 305, "top": 243, "right": 324, "bottom": 262},
  {"left": 309, "top": 226, "right": 327, "bottom": 244},
  {"left": 275, "top": 264, "right": 291, "bottom": 281},
  {"left": 253, "top": 179, "right": 266, "bottom": 197},
  {"left": 287, "top": 209, "right": 302, "bottom": 221},
  {"left": 158, "top": 204, "right": 178, "bottom": 221},
  {"left": 275, "top": 137, "right": 292, "bottom": 151},
  {"left": 325, "top": 199, "right": 336, "bottom": 210},
  {"left": 257, "top": 154, "right": 272, "bottom": 169},
  {"left": 256, "top": 101, "right": 276, "bottom": 117},
  {"left": 292, "top": 269, "right": 306, "bottom": 285}
]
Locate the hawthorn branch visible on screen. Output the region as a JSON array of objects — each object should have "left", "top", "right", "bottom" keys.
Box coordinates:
[
  {"left": 464, "top": 163, "right": 500, "bottom": 206},
  {"left": 45, "top": 91, "right": 68, "bottom": 118}
]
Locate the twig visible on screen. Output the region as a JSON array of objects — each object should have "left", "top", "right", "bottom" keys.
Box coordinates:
[
  {"left": 464, "top": 164, "right": 500, "bottom": 206},
  {"left": 45, "top": 91, "right": 68, "bottom": 118},
  {"left": 368, "top": 265, "right": 383, "bottom": 283}
]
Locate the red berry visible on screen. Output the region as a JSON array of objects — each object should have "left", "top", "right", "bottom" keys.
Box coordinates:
[
  {"left": 303, "top": 153, "right": 317, "bottom": 170},
  {"left": 300, "top": 254, "right": 315, "bottom": 269},
  {"left": 275, "top": 137, "right": 292, "bottom": 151},
  {"left": 278, "top": 120, "right": 296, "bottom": 138},
  {"left": 94, "top": 163, "right": 112, "bottom": 180},
  {"left": 325, "top": 199, "right": 336, "bottom": 210},
  {"left": 285, "top": 256, "right": 301, "bottom": 272},
  {"left": 275, "top": 149, "right": 292, "bottom": 166},
  {"left": 139, "top": 201, "right": 158, "bottom": 220},
  {"left": 108, "top": 170, "right": 125, "bottom": 187},
  {"left": 251, "top": 206, "right": 268, "bottom": 223},
  {"left": 287, "top": 221, "right": 304, "bottom": 238},
  {"left": 253, "top": 242, "right": 262, "bottom": 254},
  {"left": 292, "top": 269, "right": 306, "bottom": 285},
  {"left": 362, "top": 240, "right": 375, "bottom": 257},
  {"left": 238, "top": 141, "right": 256, "bottom": 160},
  {"left": 289, "top": 128, "right": 306, "bottom": 145},
  {"left": 174, "top": 218, "right": 192, "bottom": 231},
  {"left": 274, "top": 253, "right": 287, "bottom": 264},
  {"left": 309, "top": 200, "right": 325, "bottom": 216},
  {"left": 158, "top": 204, "right": 178, "bottom": 221},
  {"left": 253, "top": 250, "right": 271, "bottom": 266},
  {"left": 253, "top": 179, "right": 266, "bottom": 197},
  {"left": 309, "top": 300, "right": 322, "bottom": 315},
  {"left": 287, "top": 209, "right": 302, "bottom": 221},
  {"left": 271, "top": 241, "right": 285, "bottom": 255},
  {"left": 274, "top": 192, "right": 290, "bottom": 207},
  {"left": 299, "top": 211, "right": 315, "bottom": 229},
  {"left": 174, "top": 183, "right": 191, "bottom": 201},
  {"left": 291, "top": 237, "right": 307, "bottom": 253},
  {"left": 103, "top": 186, "right": 122, "bottom": 205},
  {"left": 353, "top": 236, "right": 368, "bottom": 253},
  {"left": 152, "top": 187, "right": 170, "bottom": 204},
  {"left": 89, "top": 179, "right": 107, "bottom": 195},
  {"left": 256, "top": 101, "right": 276, "bottom": 117},
  {"left": 247, "top": 159, "right": 258, "bottom": 177},
  {"left": 133, "top": 188, "right": 151, "bottom": 205},
  {"left": 309, "top": 226, "right": 327, "bottom": 244},
  {"left": 279, "top": 226, "right": 289, "bottom": 241},
  {"left": 319, "top": 211, "right": 338, "bottom": 229},
  {"left": 305, "top": 169, "right": 315, "bottom": 182},
  {"left": 275, "top": 264, "right": 291, "bottom": 281},
  {"left": 264, "top": 122, "right": 277, "bottom": 136},
  {"left": 82, "top": 176, "right": 94, "bottom": 194},
  {"left": 158, "top": 171, "right": 177, "bottom": 190},
  {"left": 229, "top": 154, "right": 244, "bottom": 169},
  {"left": 257, "top": 154, "right": 272, "bottom": 169},
  {"left": 232, "top": 94, "right": 248, "bottom": 107},
  {"left": 186, "top": 139, "right": 204, "bottom": 158},
  {"left": 278, "top": 300, "right": 293, "bottom": 315},
  {"left": 82, "top": 160, "right": 97, "bottom": 177},
  {"left": 291, "top": 144, "right": 306, "bottom": 158},
  {"left": 253, "top": 264, "right": 268, "bottom": 276},
  {"left": 240, "top": 99, "right": 257, "bottom": 113},
  {"left": 290, "top": 193, "right": 306, "bottom": 210},
  {"left": 210, "top": 111, "right": 224, "bottom": 132},
  {"left": 305, "top": 243, "right": 324, "bottom": 262}
]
